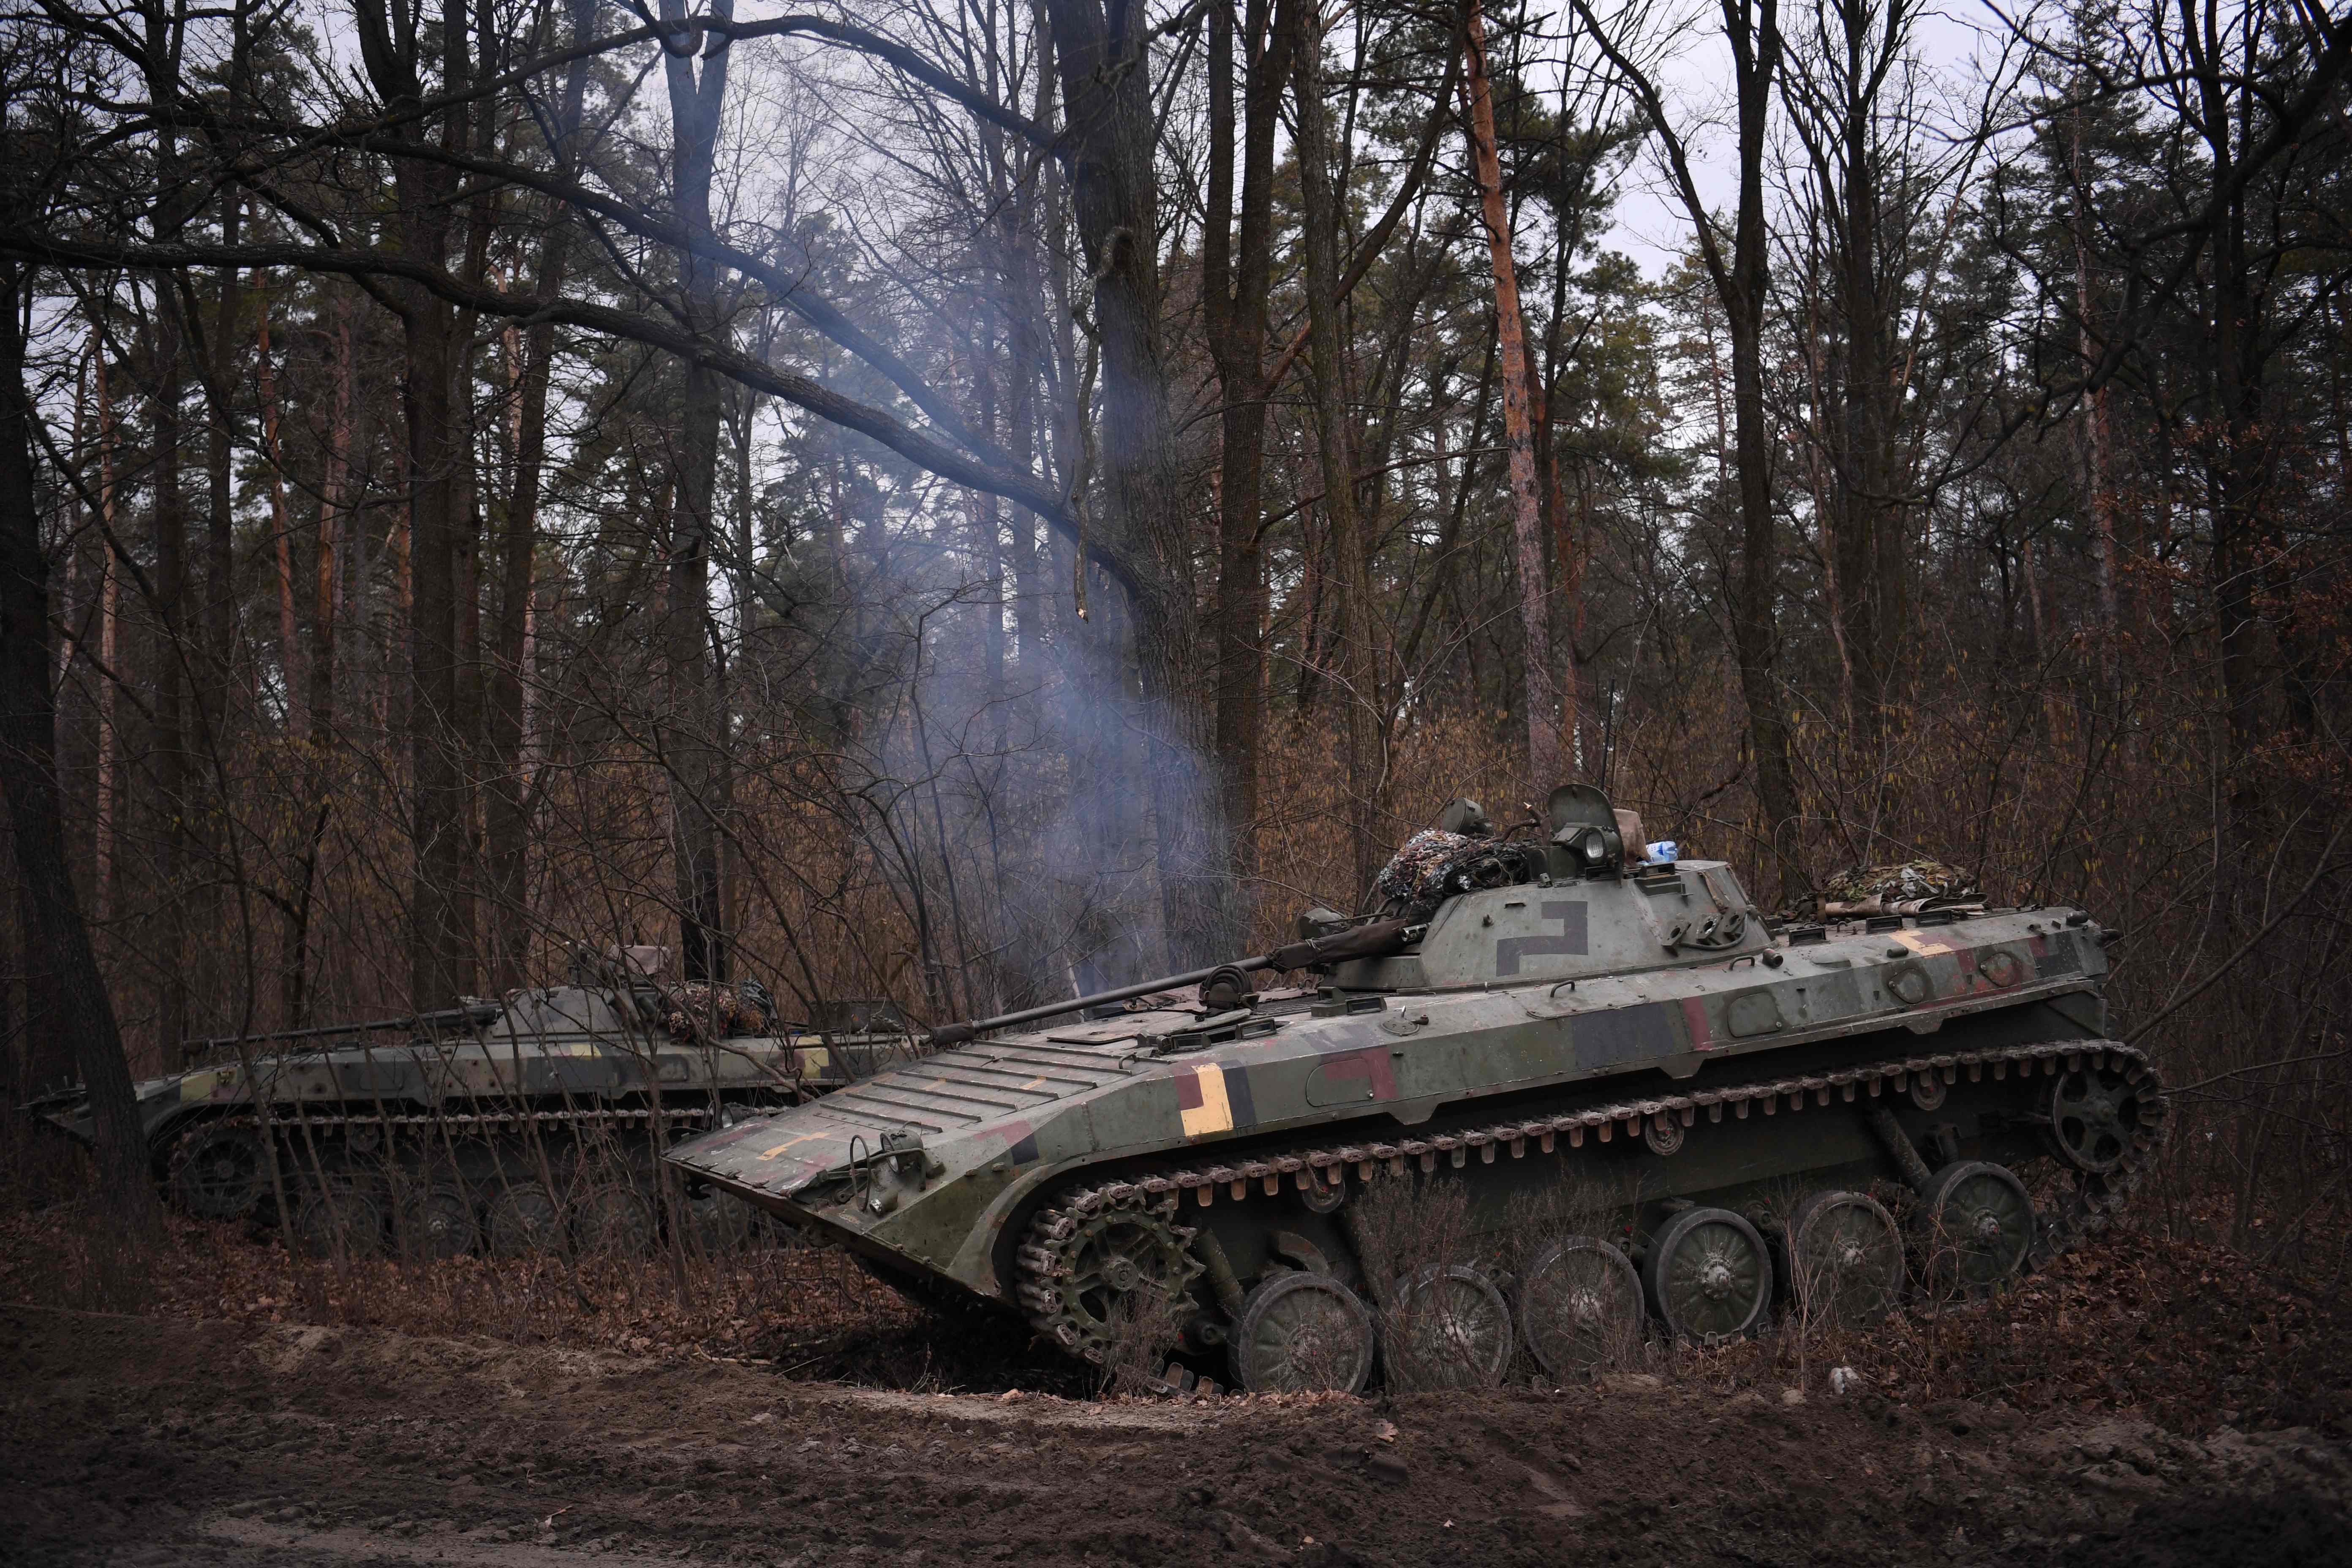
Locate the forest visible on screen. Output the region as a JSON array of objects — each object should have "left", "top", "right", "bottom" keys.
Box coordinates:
[{"left": 1, "top": 0, "right": 2348, "bottom": 1263}]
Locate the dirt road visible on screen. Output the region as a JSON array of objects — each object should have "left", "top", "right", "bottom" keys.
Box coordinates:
[{"left": 6, "top": 1303, "right": 2348, "bottom": 1568}]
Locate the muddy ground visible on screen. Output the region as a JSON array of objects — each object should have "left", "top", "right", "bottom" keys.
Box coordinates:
[{"left": 7, "top": 1293, "right": 2351, "bottom": 1568}]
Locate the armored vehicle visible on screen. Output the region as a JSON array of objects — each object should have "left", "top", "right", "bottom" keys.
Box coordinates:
[
  {"left": 665, "top": 786, "right": 2167, "bottom": 1391},
  {"left": 32, "top": 947, "right": 923, "bottom": 1259}
]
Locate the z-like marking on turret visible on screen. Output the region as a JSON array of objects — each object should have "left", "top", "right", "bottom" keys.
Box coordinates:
[{"left": 1494, "top": 901, "right": 1589, "bottom": 974}]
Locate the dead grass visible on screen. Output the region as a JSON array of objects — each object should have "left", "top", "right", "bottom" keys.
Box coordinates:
[
  {"left": 1647, "top": 1200, "right": 2352, "bottom": 1438},
  {"left": 0, "top": 1198, "right": 919, "bottom": 1364},
  {"left": 1345, "top": 1168, "right": 1658, "bottom": 1388},
  {"left": 1341, "top": 1173, "right": 1483, "bottom": 1390},
  {"left": 5, "top": 1142, "right": 2348, "bottom": 1431},
  {"left": 1094, "top": 1283, "right": 1192, "bottom": 1396}
]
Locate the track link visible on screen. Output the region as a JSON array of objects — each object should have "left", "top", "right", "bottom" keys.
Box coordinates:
[{"left": 1016, "top": 1037, "right": 2167, "bottom": 1358}]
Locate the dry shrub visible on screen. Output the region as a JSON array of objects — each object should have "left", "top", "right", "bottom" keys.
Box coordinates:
[
  {"left": 6, "top": 1203, "right": 157, "bottom": 1314},
  {"left": 1498, "top": 1171, "right": 1637, "bottom": 1271},
  {"left": 1500, "top": 1170, "right": 1648, "bottom": 1377},
  {"left": 1094, "top": 1284, "right": 1191, "bottom": 1397},
  {"left": 1252, "top": 1279, "right": 1379, "bottom": 1395},
  {"left": 1344, "top": 1169, "right": 1477, "bottom": 1293},
  {"left": 1344, "top": 1172, "right": 1513, "bottom": 1391},
  {"left": 0, "top": 1197, "right": 915, "bottom": 1364},
  {"left": 1646, "top": 1199, "right": 2352, "bottom": 1436}
]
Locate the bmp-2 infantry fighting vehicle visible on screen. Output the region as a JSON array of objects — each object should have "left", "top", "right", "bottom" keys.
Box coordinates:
[
  {"left": 32, "top": 947, "right": 922, "bottom": 1258},
  {"left": 666, "top": 787, "right": 2167, "bottom": 1391}
]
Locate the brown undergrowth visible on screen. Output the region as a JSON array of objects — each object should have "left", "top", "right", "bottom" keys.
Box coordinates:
[
  {"left": 1640, "top": 1209, "right": 2352, "bottom": 1440},
  {"left": 0, "top": 1203, "right": 917, "bottom": 1364},
  {"left": 4, "top": 1174, "right": 2348, "bottom": 1432}
]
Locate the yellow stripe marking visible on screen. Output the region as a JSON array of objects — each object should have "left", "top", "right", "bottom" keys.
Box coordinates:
[
  {"left": 757, "top": 1129, "right": 836, "bottom": 1161},
  {"left": 1893, "top": 931, "right": 1954, "bottom": 957},
  {"left": 1180, "top": 1063, "right": 1234, "bottom": 1138}
]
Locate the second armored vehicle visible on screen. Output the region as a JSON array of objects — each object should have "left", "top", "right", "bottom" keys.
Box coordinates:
[
  {"left": 666, "top": 785, "right": 2167, "bottom": 1390},
  {"left": 33, "top": 948, "right": 921, "bottom": 1258}
]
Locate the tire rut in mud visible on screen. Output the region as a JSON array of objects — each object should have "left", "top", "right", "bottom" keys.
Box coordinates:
[{"left": 6, "top": 1304, "right": 2351, "bottom": 1568}]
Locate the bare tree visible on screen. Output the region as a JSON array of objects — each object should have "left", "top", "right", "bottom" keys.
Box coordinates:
[
  {"left": 1462, "top": 0, "right": 1562, "bottom": 788},
  {"left": 0, "top": 259, "right": 162, "bottom": 1242},
  {"left": 1571, "top": 0, "right": 1801, "bottom": 893}
]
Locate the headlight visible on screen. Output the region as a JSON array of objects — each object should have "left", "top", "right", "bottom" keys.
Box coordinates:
[{"left": 1582, "top": 830, "right": 1608, "bottom": 863}]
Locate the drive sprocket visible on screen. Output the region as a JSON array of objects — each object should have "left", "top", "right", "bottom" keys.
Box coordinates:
[{"left": 1015, "top": 1196, "right": 1205, "bottom": 1362}]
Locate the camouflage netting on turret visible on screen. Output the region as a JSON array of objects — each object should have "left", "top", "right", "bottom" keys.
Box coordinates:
[
  {"left": 658, "top": 981, "right": 775, "bottom": 1042},
  {"left": 1816, "top": 860, "right": 1980, "bottom": 916},
  {"left": 1373, "top": 830, "right": 1545, "bottom": 921}
]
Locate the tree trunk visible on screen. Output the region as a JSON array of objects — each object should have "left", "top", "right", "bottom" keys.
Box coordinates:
[
  {"left": 0, "top": 263, "right": 164, "bottom": 1243},
  {"left": 1462, "top": 0, "right": 1561, "bottom": 789},
  {"left": 355, "top": 0, "right": 479, "bottom": 1007},
  {"left": 1203, "top": 0, "right": 1295, "bottom": 901},
  {"left": 201, "top": 204, "right": 246, "bottom": 736},
  {"left": 2191, "top": 33, "right": 2264, "bottom": 840},
  {"left": 1536, "top": 128, "right": 1588, "bottom": 773},
  {"left": 255, "top": 279, "right": 302, "bottom": 738},
  {"left": 2071, "top": 110, "right": 2119, "bottom": 641},
  {"left": 403, "top": 282, "right": 473, "bottom": 1008},
  {"left": 315, "top": 297, "right": 349, "bottom": 742},
  {"left": 1725, "top": 1, "right": 1800, "bottom": 890},
  {"left": 661, "top": 0, "right": 733, "bottom": 985},
  {"left": 1042, "top": 0, "right": 1239, "bottom": 965},
  {"left": 135, "top": 9, "right": 195, "bottom": 1048},
  {"left": 483, "top": 0, "right": 597, "bottom": 993},
  {"left": 281, "top": 297, "right": 351, "bottom": 1029},
  {"left": 149, "top": 290, "right": 193, "bottom": 1047},
  {"left": 1802, "top": 0, "right": 1907, "bottom": 751},
  {"left": 1292, "top": 1, "right": 1383, "bottom": 898},
  {"left": 1574, "top": 0, "right": 1799, "bottom": 892},
  {"left": 94, "top": 343, "right": 120, "bottom": 924}
]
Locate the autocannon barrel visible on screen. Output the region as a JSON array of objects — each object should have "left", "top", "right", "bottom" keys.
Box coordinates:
[{"left": 924, "top": 919, "right": 1412, "bottom": 1047}]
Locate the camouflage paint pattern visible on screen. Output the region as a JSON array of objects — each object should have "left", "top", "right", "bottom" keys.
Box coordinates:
[{"left": 666, "top": 863, "right": 2112, "bottom": 1301}]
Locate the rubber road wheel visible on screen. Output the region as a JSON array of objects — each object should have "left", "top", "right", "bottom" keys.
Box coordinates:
[
  {"left": 1919, "top": 1161, "right": 2034, "bottom": 1292},
  {"left": 1386, "top": 1265, "right": 1514, "bottom": 1389},
  {"left": 398, "top": 1184, "right": 480, "bottom": 1260},
  {"left": 1644, "top": 1206, "right": 1772, "bottom": 1342},
  {"left": 1786, "top": 1190, "right": 1904, "bottom": 1328},
  {"left": 486, "top": 1181, "right": 564, "bottom": 1256},
  {"left": 575, "top": 1184, "right": 658, "bottom": 1256},
  {"left": 167, "top": 1124, "right": 268, "bottom": 1220},
  {"left": 1229, "top": 1271, "right": 1376, "bottom": 1394},
  {"left": 1518, "top": 1237, "right": 1645, "bottom": 1376},
  {"left": 291, "top": 1180, "right": 386, "bottom": 1260}
]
